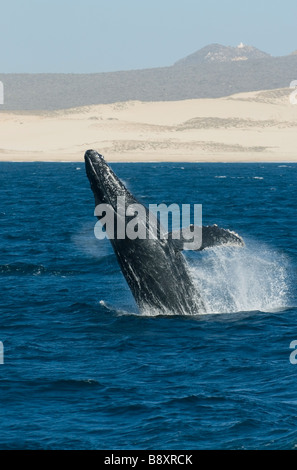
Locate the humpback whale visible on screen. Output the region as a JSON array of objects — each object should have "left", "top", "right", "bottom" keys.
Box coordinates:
[{"left": 85, "top": 150, "right": 244, "bottom": 315}]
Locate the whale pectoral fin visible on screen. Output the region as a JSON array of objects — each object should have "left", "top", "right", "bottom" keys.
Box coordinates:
[
  {"left": 167, "top": 225, "right": 244, "bottom": 252},
  {"left": 200, "top": 225, "right": 244, "bottom": 250}
]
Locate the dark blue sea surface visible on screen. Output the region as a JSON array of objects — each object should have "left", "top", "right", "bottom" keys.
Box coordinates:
[{"left": 0, "top": 161, "right": 297, "bottom": 450}]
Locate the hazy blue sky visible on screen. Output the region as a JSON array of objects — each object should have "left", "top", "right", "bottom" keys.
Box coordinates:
[{"left": 2, "top": 0, "right": 297, "bottom": 73}]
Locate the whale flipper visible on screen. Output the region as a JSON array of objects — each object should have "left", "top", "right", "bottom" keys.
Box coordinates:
[{"left": 168, "top": 224, "right": 244, "bottom": 252}]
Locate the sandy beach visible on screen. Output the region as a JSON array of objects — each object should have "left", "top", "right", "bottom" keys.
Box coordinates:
[{"left": 0, "top": 87, "right": 296, "bottom": 162}]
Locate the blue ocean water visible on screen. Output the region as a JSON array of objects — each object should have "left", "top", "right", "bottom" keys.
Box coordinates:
[{"left": 0, "top": 161, "right": 296, "bottom": 450}]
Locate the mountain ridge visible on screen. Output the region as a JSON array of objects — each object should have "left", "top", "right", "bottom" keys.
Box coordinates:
[
  {"left": 1, "top": 44, "right": 296, "bottom": 110},
  {"left": 174, "top": 43, "right": 271, "bottom": 66}
]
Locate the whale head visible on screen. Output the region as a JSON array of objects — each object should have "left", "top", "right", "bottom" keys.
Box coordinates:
[{"left": 84, "top": 149, "right": 136, "bottom": 208}]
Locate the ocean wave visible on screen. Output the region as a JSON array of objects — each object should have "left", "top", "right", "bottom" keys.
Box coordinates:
[{"left": 0, "top": 262, "right": 76, "bottom": 277}]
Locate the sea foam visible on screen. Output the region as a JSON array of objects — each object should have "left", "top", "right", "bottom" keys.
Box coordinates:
[{"left": 187, "top": 241, "right": 291, "bottom": 314}]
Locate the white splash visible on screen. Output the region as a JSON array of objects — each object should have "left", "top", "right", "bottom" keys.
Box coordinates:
[{"left": 187, "top": 241, "right": 291, "bottom": 314}]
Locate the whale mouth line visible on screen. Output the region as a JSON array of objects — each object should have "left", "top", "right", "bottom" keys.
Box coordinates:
[
  {"left": 85, "top": 150, "right": 134, "bottom": 210},
  {"left": 85, "top": 151, "right": 102, "bottom": 177},
  {"left": 84, "top": 150, "right": 114, "bottom": 207},
  {"left": 88, "top": 157, "right": 100, "bottom": 181}
]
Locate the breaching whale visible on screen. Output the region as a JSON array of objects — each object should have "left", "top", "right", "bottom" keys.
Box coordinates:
[{"left": 84, "top": 150, "right": 244, "bottom": 315}]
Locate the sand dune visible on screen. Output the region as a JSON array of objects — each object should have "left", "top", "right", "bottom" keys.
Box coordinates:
[{"left": 0, "top": 88, "right": 296, "bottom": 162}]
